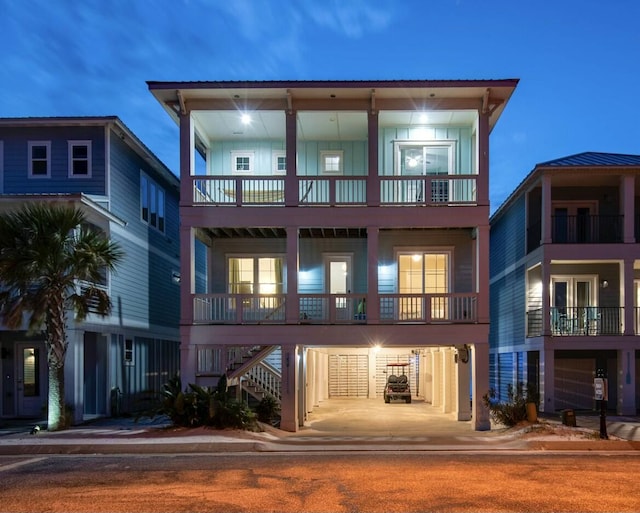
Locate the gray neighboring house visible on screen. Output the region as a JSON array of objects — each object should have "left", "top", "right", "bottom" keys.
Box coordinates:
[
  {"left": 0, "top": 117, "right": 180, "bottom": 423},
  {"left": 489, "top": 152, "right": 640, "bottom": 415}
]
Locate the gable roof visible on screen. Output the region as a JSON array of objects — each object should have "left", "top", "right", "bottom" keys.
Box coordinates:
[
  {"left": 537, "top": 152, "right": 640, "bottom": 167},
  {"left": 491, "top": 151, "right": 640, "bottom": 222}
]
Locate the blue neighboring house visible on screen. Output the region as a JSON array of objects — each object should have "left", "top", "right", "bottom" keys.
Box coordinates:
[
  {"left": 489, "top": 152, "right": 640, "bottom": 415},
  {"left": 0, "top": 117, "right": 180, "bottom": 423}
]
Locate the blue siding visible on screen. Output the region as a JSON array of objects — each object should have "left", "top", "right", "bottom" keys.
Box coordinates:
[
  {"left": 108, "top": 132, "right": 180, "bottom": 330},
  {"left": 0, "top": 126, "right": 106, "bottom": 195}
]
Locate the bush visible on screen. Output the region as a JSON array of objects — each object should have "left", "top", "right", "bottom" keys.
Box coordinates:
[
  {"left": 142, "top": 374, "right": 258, "bottom": 431},
  {"left": 482, "top": 382, "right": 538, "bottom": 427},
  {"left": 254, "top": 395, "right": 281, "bottom": 424}
]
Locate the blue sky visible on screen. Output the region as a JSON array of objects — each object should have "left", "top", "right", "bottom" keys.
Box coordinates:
[{"left": 2, "top": 0, "right": 639, "bottom": 211}]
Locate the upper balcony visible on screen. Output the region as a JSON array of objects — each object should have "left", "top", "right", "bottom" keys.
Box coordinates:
[{"left": 187, "top": 107, "right": 482, "bottom": 209}]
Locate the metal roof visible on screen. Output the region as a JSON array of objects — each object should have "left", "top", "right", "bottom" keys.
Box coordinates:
[{"left": 537, "top": 152, "right": 640, "bottom": 167}]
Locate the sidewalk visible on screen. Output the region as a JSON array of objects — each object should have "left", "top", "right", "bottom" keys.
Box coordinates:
[{"left": 1, "top": 412, "right": 640, "bottom": 455}]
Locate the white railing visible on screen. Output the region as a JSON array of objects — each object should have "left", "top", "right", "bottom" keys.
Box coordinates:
[
  {"left": 190, "top": 175, "right": 476, "bottom": 206},
  {"left": 378, "top": 293, "right": 477, "bottom": 323},
  {"left": 298, "top": 294, "right": 367, "bottom": 323},
  {"left": 244, "top": 361, "right": 282, "bottom": 401},
  {"left": 194, "top": 294, "right": 286, "bottom": 323},
  {"left": 379, "top": 175, "right": 476, "bottom": 205}
]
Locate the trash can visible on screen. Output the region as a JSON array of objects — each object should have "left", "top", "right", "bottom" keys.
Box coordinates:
[{"left": 561, "top": 409, "right": 576, "bottom": 427}]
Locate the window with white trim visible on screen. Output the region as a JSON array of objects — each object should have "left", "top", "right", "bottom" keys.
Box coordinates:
[
  {"left": 320, "top": 150, "right": 343, "bottom": 175},
  {"left": 28, "top": 141, "right": 51, "bottom": 178},
  {"left": 272, "top": 151, "right": 286, "bottom": 175},
  {"left": 398, "top": 251, "right": 451, "bottom": 320},
  {"left": 68, "top": 141, "right": 91, "bottom": 177},
  {"left": 231, "top": 151, "right": 254, "bottom": 174},
  {"left": 124, "top": 338, "right": 134, "bottom": 366},
  {"left": 140, "top": 173, "right": 165, "bottom": 232}
]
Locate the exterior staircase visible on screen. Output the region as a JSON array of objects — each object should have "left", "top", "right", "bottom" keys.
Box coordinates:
[{"left": 226, "top": 346, "right": 281, "bottom": 403}]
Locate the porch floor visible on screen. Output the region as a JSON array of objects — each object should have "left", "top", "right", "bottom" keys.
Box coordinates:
[{"left": 297, "top": 398, "right": 474, "bottom": 438}]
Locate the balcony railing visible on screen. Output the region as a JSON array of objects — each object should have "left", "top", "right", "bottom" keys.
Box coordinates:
[
  {"left": 191, "top": 175, "right": 477, "bottom": 207},
  {"left": 193, "top": 292, "right": 477, "bottom": 324},
  {"left": 527, "top": 307, "right": 623, "bottom": 336},
  {"left": 551, "top": 215, "right": 623, "bottom": 244}
]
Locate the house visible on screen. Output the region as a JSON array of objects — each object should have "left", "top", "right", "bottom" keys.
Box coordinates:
[
  {"left": 489, "top": 152, "right": 640, "bottom": 415},
  {"left": 148, "top": 79, "right": 518, "bottom": 431},
  {"left": 0, "top": 117, "right": 180, "bottom": 423}
]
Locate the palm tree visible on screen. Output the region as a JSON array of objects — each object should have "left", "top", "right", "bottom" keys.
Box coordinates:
[{"left": 0, "top": 203, "right": 123, "bottom": 431}]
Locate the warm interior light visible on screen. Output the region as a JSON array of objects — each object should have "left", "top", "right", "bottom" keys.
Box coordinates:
[{"left": 412, "top": 254, "right": 421, "bottom": 262}]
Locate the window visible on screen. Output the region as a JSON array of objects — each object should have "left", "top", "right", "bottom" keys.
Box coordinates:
[
  {"left": 394, "top": 141, "right": 455, "bottom": 202},
  {"left": 124, "top": 339, "right": 134, "bottom": 366},
  {"left": 68, "top": 141, "right": 91, "bottom": 177},
  {"left": 28, "top": 141, "right": 51, "bottom": 178},
  {"left": 228, "top": 256, "right": 284, "bottom": 308},
  {"left": 231, "top": 151, "right": 254, "bottom": 174},
  {"left": 398, "top": 251, "right": 450, "bottom": 320},
  {"left": 320, "top": 150, "right": 343, "bottom": 175},
  {"left": 272, "top": 151, "right": 286, "bottom": 175},
  {"left": 140, "top": 173, "right": 165, "bottom": 232}
]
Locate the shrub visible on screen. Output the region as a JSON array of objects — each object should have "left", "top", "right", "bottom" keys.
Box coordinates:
[
  {"left": 142, "top": 374, "right": 258, "bottom": 431},
  {"left": 254, "top": 395, "right": 281, "bottom": 424},
  {"left": 482, "top": 382, "right": 538, "bottom": 427}
]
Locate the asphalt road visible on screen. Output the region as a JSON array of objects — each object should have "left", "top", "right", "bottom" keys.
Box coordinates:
[{"left": 1, "top": 451, "right": 639, "bottom": 512}]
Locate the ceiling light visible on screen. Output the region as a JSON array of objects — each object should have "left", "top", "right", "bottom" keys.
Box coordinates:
[{"left": 241, "top": 113, "right": 251, "bottom": 125}]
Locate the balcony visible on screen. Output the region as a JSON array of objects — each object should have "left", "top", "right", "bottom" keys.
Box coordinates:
[
  {"left": 193, "top": 292, "right": 478, "bottom": 325},
  {"left": 526, "top": 307, "right": 623, "bottom": 337},
  {"left": 192, "top": 175, "right": 477, "bottom": 207}
]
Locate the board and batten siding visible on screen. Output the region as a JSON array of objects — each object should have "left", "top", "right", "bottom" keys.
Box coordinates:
[
  {"left": 107, "top": 131, "right": 180, "bottom": 331},
  {"left": 378, "top": 127, "right": 472, "bottom": 175},
  {"left": 0, "top": 125, "right": 106, "bottom": 195},
  {"left": 208, "top": 139, "right": 367, "bottom": 176},
  {"left": 377, "top": 229, "right": 474, "bottom": 294}
]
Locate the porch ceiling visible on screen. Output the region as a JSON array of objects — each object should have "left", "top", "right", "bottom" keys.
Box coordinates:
[{"left": 204, "top": 227, "right": 368, "bottom": 239}]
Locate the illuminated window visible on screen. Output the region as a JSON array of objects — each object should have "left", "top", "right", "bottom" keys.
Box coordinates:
[
  {"left": 228, "top": 256, "right": 284, "bottom": 308},
  {"left": 23, "top": 348, "right": 40, "bottom": 397},
  {"left": 398, "top": 251, "right": 450, "bottom": 320},
  {"left": 28, "top": 141, "right": 51, "bottom": 178}
]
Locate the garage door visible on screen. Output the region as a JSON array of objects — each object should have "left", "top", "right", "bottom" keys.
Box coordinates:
[
  {"left": 329, "top": 354, "right": 368, "bottom": 397},
  {"left": 376, "top": 354, "right": 417, "bottom": 397}
]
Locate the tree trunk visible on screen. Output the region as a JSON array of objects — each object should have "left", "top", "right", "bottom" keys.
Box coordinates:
[{"left": 47, "top": 364, "right": 66, "bottom": 431}]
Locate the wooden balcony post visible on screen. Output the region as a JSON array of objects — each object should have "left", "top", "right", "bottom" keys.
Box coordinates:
[
  {"left": 286, "top": 226, "right": 299, "bottom": 323},
  {"left": 285, "top": 110, "right": 297, "bottom": 207},
  {"left": 367, "top": 227, "right": 379, "bottom": 323},
  {"left": 367, "top": 110, "right": 380, "bottom": 206}
]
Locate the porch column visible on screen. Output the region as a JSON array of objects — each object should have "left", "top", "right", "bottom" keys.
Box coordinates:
[
  {"left": 366, "top": 109, "right": 380, "bottom": 206},
  {"left": 456, "top": 347, "right": 471, "bottom": 421},
  {"left": 179, "top": 326, "right": 197, "bottom": 386},
  {"left": 366, "top": 227, "right": 379, "bottom": 323},
  {"left": 471, "top": 342, "right": 491, "bottom": 430},
  {"left": 622, "top": 258, "right": 635, "bottom": 336},
  {"left": 477, "top": 110, "right": 489, "bottom": 206},
  {"left": 617, "top": 349, "right": 636, "bottom": 415},
  {"left": 541, "top": 174, "right": 552, "bottom": 245},
  {"left": 539, "top": 348, "right": 555, "bottom": 413},
  {"left": 285, "top": 110, "right": 297, "bottom": 207},
  {"left": 475, "top": 224, "right": 490, "bottom": 324},
  {"left": 423, "top": 350, "right": 433, "bottom": 403},
  {"left": 178, "top": 111, "right": 194, "bottom": 205},
  {"left": 286, "top": 227, "right": 300, "bottom": 322},
  {"left": 621, "top": 174, "right": 635, "bottom": 243},
  {"left": 442, "top": 348, "right": 455, "bottom": 414},
  {"left": 280, "top": 344, "right": 299, "bottom": 432},
  {"left": 432, "top": 350, "right": 442, "bottom": 409},
  {"left": 542, "top": 259, "right": 552, "bottom": 336}
]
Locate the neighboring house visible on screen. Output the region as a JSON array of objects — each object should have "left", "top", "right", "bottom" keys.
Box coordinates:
[
  {"left": 148, "top": 79, "right": 518, "bottom": 432},
  {"left": 489, "top": 152, "right": 640, "bottom": 415},
  {"left": 0, "top": 117, "right": 180, "bottom": 423}
]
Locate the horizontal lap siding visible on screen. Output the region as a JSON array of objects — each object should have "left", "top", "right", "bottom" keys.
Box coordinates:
[
  {"left": 108, "top": 133, "right": 180, "bottom": 332},
  {"left": 0, "top": 126, "right": 106, "bottom": 195}
]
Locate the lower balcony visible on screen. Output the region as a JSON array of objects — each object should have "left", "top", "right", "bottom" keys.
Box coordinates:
[
  {"left": 193, "top": 293, "right": 478, "bottom": 325},
  {"left": 526, "top": 307, "right": 624, "bottom": 337}
]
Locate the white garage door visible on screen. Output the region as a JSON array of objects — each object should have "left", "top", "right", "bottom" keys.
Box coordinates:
[{"left": 329, "top": 354, "right": 368, "bottom": 397}]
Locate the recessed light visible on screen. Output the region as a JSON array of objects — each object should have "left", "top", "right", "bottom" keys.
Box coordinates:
[{"left": 330, "top": 94, "right": 336, "bottom": 98}]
